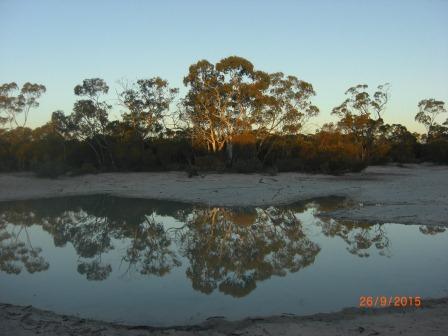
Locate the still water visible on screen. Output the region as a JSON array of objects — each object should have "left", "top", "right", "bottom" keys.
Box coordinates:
[{"left": 0, "top": 196, "right": 447, "bottom": 326}]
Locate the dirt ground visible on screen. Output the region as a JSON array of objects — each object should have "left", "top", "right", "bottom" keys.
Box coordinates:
[{"left": 1, "top": 298, "right": 447, "bottom": 336}]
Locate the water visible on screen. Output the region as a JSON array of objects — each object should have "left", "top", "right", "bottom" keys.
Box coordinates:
[{"left": 0, "top": 195, "right": 447, "bottom": 326}]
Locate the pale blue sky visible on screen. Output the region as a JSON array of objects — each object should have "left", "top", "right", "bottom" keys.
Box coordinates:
[{"left": 1, "top": 0, "right": 447, "bottom": 132}]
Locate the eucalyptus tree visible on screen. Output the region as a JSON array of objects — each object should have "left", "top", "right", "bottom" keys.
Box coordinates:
[
  {"left": 118, "top": 77, "right": 178, "bottom": 141},
  {"left": 256, "top": 72, "right": 319, "bottom": 160},
  {"left": 377, "top": 123, "right": 417, "bottom": 162},
  {"left": 332, "top": 83, "right": 390, "bottom": 161},
  {"left": 258, "top": 73, "right": 318, "bottom": 135},
  {"left": 415, "top": 99, "right": 447, "bottom": 141},
  {"left": 0, "top": 82, "right": 46, "bottom": 128},
  {"left": 51, "top": 78, "right": 114, "bottom": 167},
  {"left": 332, "top": 83, "right": 390, "bottom": 121},
  {"left": 181, "top": 56, "right": 270, "bottom": 157},
  {"left": 181, "top": 56, "right": 321, "bottom": 164}
]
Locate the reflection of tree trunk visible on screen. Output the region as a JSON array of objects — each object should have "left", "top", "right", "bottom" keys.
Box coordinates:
[
  {"left": 209, "top": 208, "right": 218, "bottom": 226},
  {"left": 226, "top": 141, "right": 233, "bottom": 165}
]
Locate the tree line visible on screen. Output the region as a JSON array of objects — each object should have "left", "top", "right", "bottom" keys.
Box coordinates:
[{"left": 1, "top": 56, "right": 447, "bottom": 177}]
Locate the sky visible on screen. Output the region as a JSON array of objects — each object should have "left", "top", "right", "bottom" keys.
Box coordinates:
[{"left": 1, "top": 0, "right": 447, "bottom": 133}]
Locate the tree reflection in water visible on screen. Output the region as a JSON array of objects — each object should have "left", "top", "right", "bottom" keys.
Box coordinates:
[
  {"left": 319, "top": 219, "right": 391, "bottom": 257},
  {"left": 0, "top": 195, "right": 428, "bottom": 296},
  {"left": 121, "top": 214, "right": 181, "bottom": 277},
  {"left": 419, "top": 225, "right": 446, "bottom": 235},
  {"left": 0, "top": 208, "right": 49, "bottom": 274},
  {"left": 177, "top": 207, "right": 320, "bottom": 297}
]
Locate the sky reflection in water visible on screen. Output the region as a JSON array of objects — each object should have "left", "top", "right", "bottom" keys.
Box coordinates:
[{"left": 0, "top": 196, "right": 447, "bottom": 326}]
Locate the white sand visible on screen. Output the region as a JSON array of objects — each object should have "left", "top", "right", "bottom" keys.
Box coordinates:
[{"left": 1, "top": 164, "right": 447, "bottom": 226}]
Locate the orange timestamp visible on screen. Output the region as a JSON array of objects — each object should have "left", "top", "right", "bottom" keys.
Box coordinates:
[{"left": 359, "top": 296, "right": 422, "bottom": 308}]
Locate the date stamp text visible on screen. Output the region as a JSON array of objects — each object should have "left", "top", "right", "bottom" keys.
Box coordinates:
[{"left": 359, "top": 296, "right": 422, "bottom": 308}]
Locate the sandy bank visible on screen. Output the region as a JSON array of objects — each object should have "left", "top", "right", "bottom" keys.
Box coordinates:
[
  {"left": 1, "top": 298, "right": 447, "bottom": 336},
  {"left": 0, "top": 164, "right": 447, "bottom": 226}
]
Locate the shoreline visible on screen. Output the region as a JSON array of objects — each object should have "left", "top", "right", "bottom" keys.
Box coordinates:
[
  {"left": 1, "top": 164, "right": 448, "bottom": 335},
  {"left": 1, "top": 297, "right": 447, "bottom": 335},
  {"left": 1, "top": 164, "right": 447, "bottom": 226}
]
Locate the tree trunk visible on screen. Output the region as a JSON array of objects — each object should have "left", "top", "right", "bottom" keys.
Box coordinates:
[{"left": 226, "top": 141, "right": 233, "bottom": 162}]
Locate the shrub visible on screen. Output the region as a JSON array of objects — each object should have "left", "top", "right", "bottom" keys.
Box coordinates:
[
  {"left": 67, "top": 163, "right": 99, "bottom": 176},
  {"left": 141, "top": 150, "right": 160, "bottom": 171},
  {"left": 232, "top": 133, "right": 258, "bottom": 162},
  {"left": 319, "top": 156, "right": 366, "bottom": 175},
  {"left": 79, "top": 163, "right": 98, "bottom": 175},
  {"left": 422, "top": 140, "right": 448, "bottom": 164},
  {"left": 195, "top": 154, "right": 226, "bottom": 171},
  {"left": 276, "top": 158, "right": 305, "bottom": 172},
  {"left": 34, "top": 161, "right": 68, "bottom": 178},
  {"left": 232, "top": 157, "right": 263, "bottom": 173}
]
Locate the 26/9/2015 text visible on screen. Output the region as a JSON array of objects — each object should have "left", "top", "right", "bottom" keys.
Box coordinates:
[{"left": 359, "top": 296, "right": 422, "bottom": 308}]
